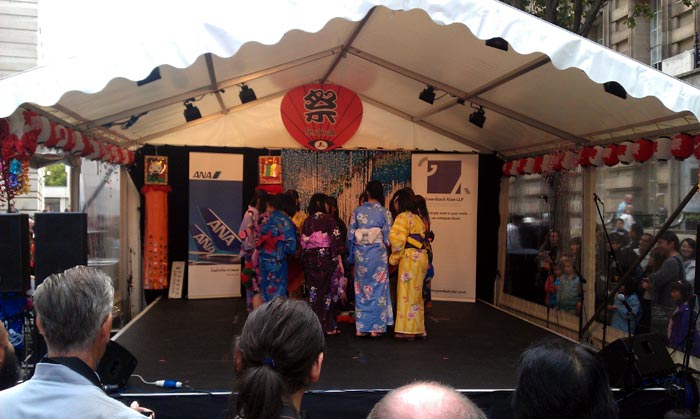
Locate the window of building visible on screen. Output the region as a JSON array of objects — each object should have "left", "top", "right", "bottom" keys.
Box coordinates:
[{"left": 650, "top": 0, "right": 663, "bottom": 69}]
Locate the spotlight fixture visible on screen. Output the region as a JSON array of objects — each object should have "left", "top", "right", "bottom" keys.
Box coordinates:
[
  {"left": 485, "top": 37, "right": 509, "bottom": 52},
  {"left": 239, "top": 83, "right": 257, "bottom": 104},
  {"left": 419, "top": 85, "right": 436, "bottom": 104},
  {"left": 183, "top": 99, "right": 202, "bottom": 122},
  {"left": 603, "top": 81, "right": 627, "bottom": 99},
  {"left": 469, "top": 106, "right": 486, "bottom": 128}
]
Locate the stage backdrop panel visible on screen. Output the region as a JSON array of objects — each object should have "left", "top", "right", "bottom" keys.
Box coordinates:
[
  {"left": 412, "top": 154, "right": 478, "bottom": 302},
  {"left": 188, "top": 152, "right": 243, "bottom": 299}
]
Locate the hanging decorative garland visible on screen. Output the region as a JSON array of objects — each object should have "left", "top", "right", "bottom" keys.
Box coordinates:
[{"left": 503, "top": 134, "right": 700, "bottom": 177}]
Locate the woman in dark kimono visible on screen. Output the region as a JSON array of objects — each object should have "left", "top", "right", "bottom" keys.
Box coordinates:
[{"left": 301, "top": 193, "right": 345, "bottom": 335}]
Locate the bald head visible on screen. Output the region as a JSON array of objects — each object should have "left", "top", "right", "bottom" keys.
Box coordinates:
[{"left": 367, "top": 381, "right": 487, "bottom": 419}]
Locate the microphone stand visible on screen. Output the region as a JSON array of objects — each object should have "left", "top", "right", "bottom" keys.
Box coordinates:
[
  {"left": 581, "top": 184, "right": 699, "bottom": 339},
  {"left": 573, "top": 264, "right": 587, "bottom": 342},
  {"left": 593, "top": 193, "right": 624, "bottom": 348}
]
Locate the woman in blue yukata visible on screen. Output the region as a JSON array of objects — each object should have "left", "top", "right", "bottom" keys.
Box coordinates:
[
  {"left": 257, "top": 194, "right": 298, "bottom": 302},
  {"left": 348, "top": 180, "right": 394, "bottom": 337}
]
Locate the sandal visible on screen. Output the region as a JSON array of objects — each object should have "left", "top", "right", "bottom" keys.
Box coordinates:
[
  {"left": 370, "top": 331, "right": 383, "bottom": 338},
  {"left": 356, "top": 331, "right": 370, "bottom": 337}
]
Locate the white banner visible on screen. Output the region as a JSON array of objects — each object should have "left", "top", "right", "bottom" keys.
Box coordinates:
[
  {"left": 188, "top": 152, "right": 243, "bottom": 299},
  {"left": 411, "top": 154, "right": 478, "bottom": 302}
]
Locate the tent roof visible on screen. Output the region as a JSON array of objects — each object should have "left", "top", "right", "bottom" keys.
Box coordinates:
[{"left": 1, "top": 0, "right": 700, "bottom": 158}]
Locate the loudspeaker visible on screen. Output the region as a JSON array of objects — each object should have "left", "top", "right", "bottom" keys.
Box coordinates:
[
  {"left": 602, "top": 333, "right": 676, "bottom": 388},
  {"left": 97, "top": 340, "right": 138, "bottom": 391},
  {"left": 0, "top": 214, "right": 30, "bottom": 292},
  {"left": 34, "top": 212, "right": 88, "bottom": 286}
]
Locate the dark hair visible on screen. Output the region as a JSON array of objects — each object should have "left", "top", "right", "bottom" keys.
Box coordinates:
[
  {"left": 326, "top": 195, "right": 339, "bottom": 217},
  {"left": 660, "top": 231, "right": 680, "bottom": 251},
  {"left": 285, "top": 190, "right": 301, "bottom": 212},
  {"left": 392, "top": 188, "right": 417, "bottom": 215},
  {"left": 512, "top": 339, "right": 618, "bottom": 419},
  {"left": 681, "top": 238, "right": 697, "bottom": 252},
  {"left": 234, "top": 297, "right": 324, "bottom": 419},
  {"left": 278, "top": 194, "right": 299, "bottom": 217},
  {"left": 307, "top": 193, "right": 329, "bottom": 214},
  {"left": 251, "top": 189, "right": 268, "bottom": 214},
  {"left": 415, "top": 195, "right": 430, "bottom": 223},
  {"left": 0, "top": 342, "right": 18, "bottom": 391},
  {"left": 629, "top": 223, "right": 643, "bottom": 238},
  {"left": 671, "top": 280, "right": 693, "bottom": 303},
  {"left": 365, "top": 181, "right": 385, "bottom": 206}
]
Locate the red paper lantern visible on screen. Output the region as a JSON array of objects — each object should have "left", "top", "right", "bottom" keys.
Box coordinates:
[
  {"left": 603, "top": 144, "right": 619, "bottom": 166},
  {"left": 517, "top": 158, "right": 528, "bottom": 175},
  {"left": 502, "top": 162, "right": 513, "bottom": 177},
  {"left": 617, "top": 141, "right": 634, "bottom": 164},
  {"left": 694, "top": 135, "right": 700, "bottom": 160},
  {"left": 633, "top": 138, "right": 654, "bottom": 162},
  {"left": 579, "top": 147, "right": 594, "bottom": 167},
  {"left": 280, "top": 83, "right": 363, "bottom": 152},
  {"left": 533, "top": 156, "right": 543, "bottom": 174},
  {"left": 671, "top": 133, "right": 694, "bottom": 160},
  {"left": 551, "top": 152, "right": 564, "bottom": 171},
  {"left": 523, "top": 157, "right": 536, "bottom": 174}
]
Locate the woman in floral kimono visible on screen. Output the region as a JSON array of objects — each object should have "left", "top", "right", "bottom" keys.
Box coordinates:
[
  {"left": 238, "top": 189, "right": 268, "bottom": 312},
  {"left": 389, "top": 188, "right": 429, "bottom": 340},
  {"left": 348, "top": 181, "right": 393, "bottom": 337},
  {"left": 301, "top": 193, "right": 345, "bottom": 335},
  {"left": 257, "top": 194, "right": 297, "bottom": 302}
]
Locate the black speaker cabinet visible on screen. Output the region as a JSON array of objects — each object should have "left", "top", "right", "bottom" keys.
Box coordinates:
[
  {"left": 0, "top": 214, "right": 30, "bottom": 292},
  {"left": 601, "top": 333, "right": 676, "bottom": 388},
  {"left": 97, "top": 340, "right": 138, "bottom": 391},
  {"left": 34, "top": 212, "right": 88, "bottom": 286}
]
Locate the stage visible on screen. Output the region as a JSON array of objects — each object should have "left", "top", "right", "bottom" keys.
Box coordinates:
[{"left": 111, "top": 297, "right": 670, "bottom": 419}]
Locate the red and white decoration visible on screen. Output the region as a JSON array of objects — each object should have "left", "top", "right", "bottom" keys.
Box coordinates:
[
  {"left": 503, "top": 134, "right": 700, "bottom": 177},
  {"left": 1, "top": 108, "right": 134, "bottom": 165}
]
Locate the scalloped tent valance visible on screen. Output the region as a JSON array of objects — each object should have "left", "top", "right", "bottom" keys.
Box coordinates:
[{"left": 0, "top": 0, "right": 699, "bottom": 157}]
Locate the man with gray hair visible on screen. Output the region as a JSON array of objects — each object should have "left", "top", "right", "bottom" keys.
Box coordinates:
[
  {"left": 0, "top": 266, "right": 152, "bottom": 418},
  {"left": 367, "top": 381, "right": 487, "bottom": 419}
]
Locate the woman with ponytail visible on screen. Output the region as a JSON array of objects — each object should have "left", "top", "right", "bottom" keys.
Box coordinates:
[{"left": 232, "top": 297, "right": 325, "bottom": 419}]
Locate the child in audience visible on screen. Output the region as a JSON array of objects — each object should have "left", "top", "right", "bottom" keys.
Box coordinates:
[
  {"left": 668, "top": 280, "right": 700, "bottom": 356},
  {"left": 609, "top": 283, "right": 640, "bottom": 334},
  {"left": 556, "top": 258, "right": 580, "bottom": 312}
]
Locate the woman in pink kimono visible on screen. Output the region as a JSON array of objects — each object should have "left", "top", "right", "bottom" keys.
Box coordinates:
[{"left": 389, "top": 188, "right": 429, "bottom": 340}]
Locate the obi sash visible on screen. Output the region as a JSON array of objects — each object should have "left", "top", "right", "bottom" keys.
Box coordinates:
[
  {"left": 354, "top": 227, "right": 383, "bottom": 245},
  {"left": 405, "top": 233, "right": 427, "bottom": 250},
  {"left": 301, "top": 231, "right": 330, "bottom": 250}
]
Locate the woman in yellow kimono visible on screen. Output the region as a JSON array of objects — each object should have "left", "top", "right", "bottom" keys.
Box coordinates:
[{"left": 389, "top": 188, "right": 429, "bottom": 340}]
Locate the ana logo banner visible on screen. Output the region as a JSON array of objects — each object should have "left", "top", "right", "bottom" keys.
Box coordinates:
[{"left": 280, "top": 84, "right": 363, "bottom": 152}]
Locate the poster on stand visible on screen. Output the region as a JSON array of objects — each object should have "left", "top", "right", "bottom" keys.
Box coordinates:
[
  {"left": 188, "top": 152, "right": 243, "bottom": 299},
  {"left": 411, "top": 154, "right": 478, "bottom": 302}
]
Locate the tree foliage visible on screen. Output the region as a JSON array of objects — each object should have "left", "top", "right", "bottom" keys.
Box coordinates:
[
  {"left": 502, "top": 0, "right": 697, "bottom": 37},
  {"left": 45, "top": 163, "right": 67, "bottom": 187}
]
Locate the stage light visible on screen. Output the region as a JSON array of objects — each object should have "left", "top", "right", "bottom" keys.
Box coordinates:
[
  {"left": 469, "top": 106, "right": 486, "bottom": 128},
  {"left": 239, "top": 84, "right": 257, "bottom": 104},
  {"left": 604, "top": 81, "right": 627, "bottom": 99},
  {"left": 183, "top": 99, "right": 202, "bottom": 122},
  {"left": 419, "top": 85, "right": 436, "bottom": 104},
  {"left": 485, "top": 37, "right": 509, "bottom": 52}
]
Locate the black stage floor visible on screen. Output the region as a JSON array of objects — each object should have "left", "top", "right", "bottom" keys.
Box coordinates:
[
  {"left": 115, "top": 297, "right": 563, "bottom": 392},
  {"left": 111, "top": 298, "right": 672, "bottom": 419}
]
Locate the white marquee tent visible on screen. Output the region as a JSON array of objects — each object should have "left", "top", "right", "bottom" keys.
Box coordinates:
[{"left": 2, "top": 0, "right": 700, "bottom": 159}]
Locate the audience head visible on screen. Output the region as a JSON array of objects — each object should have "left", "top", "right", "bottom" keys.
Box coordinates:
[
  {"left": 614, "top": 218, "right": 625, "bottom": 231},
  {"left": 629, "top": 223, "right": 643, "bottom": 242},
  {"left": 367, "top": 381, "right": 486, "bottom": 419},
  {"left": 671, "top": 280, "right": 693, "bottom": 304},
  {"left": 624, "top": 194, "right": 633, "bottom": 205},
  {"left": 512, "top": 339, "right": 618, "bottom": 419},
  {"left": 365, "top": 181, "right": 385, "bottom": 207},
  {"left": 392, "top": 188, "right": 417, "bottom": 215},
  {"left": 639, "top": 233, "right": 654, "bottom": 253},
  {"left": 307, "top": 193, "right": 329, "bottom": 214},
  {"left": 680, "top": 238, "right": 696, "bottom": 262},
  {"left": 649, "top": 247, "right": 668, "bottom": 272},
  {"left": 34, "top": 266, "right": 114, "bottom": 358},
  {"left": 234, "top": 297, "right": 324, "bottom": 419},
  {"left": 0, "top": 322, "right": 19, "bottom": 390},
  {"left": 569, "top": 236, "right": 581, "bottom": 256},
  {"left": 659, "top": 231, "right": 680, "bottom": 255},
  {"left": 326, "top": 195, "right": 339, "bottom": 218}
]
